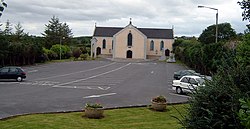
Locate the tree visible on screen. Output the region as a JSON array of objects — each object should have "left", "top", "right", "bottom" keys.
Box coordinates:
[
  {"left": 42, "top": 16, "right": 73, "bottom": 48},
  {"left": 0, "top": 34, "right": 9, "bottom": 66},
  {"left": 238, "top": 0, "right": 250, "bottom": 30},
  {"left": 237, "top": 33, "right": 250, "bottom": 66},
  {"left": 238, "top": 0, "right": 250, "bottom": 21},
  {"left": 182, "top": 55, "right": 250, "bottom": 129},
  {"left": 13, "top": 22, "right": 28, "bottom": 41},
  {"left": 3, "top": 19, "right": 12, "bottom": 35},
  {"left": 198, "top": 23, "right": 237, "bottom": 44},
  {"left": 0, "top": 0, "right": 7, "bottom": 17}
]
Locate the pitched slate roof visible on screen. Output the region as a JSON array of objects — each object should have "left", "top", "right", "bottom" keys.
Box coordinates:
[
  {"left": 93, "top": 27, "right": 174, "bottom": 39},
  {"left": 93, "top": 27, "right": 122, "bottom": 37},
  {"left": 138, "top": 28, "right": 173, "bottom": 39}
]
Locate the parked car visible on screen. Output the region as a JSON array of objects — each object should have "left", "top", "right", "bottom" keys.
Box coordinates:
[
  {"left": 172, "top": 75, "right": 205, "bottom": 94},
  {"left": 0, "top": 66, "right": 26, "bottom": 82},
  {"left": 173, "top": 70, "right": 199, "bottom": 80}
]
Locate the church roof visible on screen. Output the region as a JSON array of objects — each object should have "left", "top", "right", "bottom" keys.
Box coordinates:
[
  {"left": 93, "top": 26, "right": 174, "bottom": 39},
  {"left": 94, "top": 27, "right": 122, "bottom": 37}
]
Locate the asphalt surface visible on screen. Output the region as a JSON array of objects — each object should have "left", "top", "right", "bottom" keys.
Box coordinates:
[{"left": 0, "top": 60, "right": 189, "bottom": 119}]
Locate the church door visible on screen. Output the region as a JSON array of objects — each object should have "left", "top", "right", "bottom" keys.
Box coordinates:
[
  {"left": 127, "top": 50, "right": 132, "bottom": 58},
  {"left": 97, "top": 47, "right": 101, "bottom": 55},
  {"left": 165, "top": 49, "right": 170, "bottom": 56}
]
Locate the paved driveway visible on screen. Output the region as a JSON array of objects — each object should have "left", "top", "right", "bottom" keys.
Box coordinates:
[{"left": 0, "top": 60, "right": 189, "bottom": 119}]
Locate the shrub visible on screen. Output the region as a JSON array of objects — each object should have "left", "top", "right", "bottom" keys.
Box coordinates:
[
  {"left": 152, "top": 95, "right": 167, "bottom": 103},
  {"left": 72, "top": 47, "right": 82, "bottom": 59},
  {"left": 85, "top": 103, "right": 103, "bottom": 109},
  {"left": 50, "top": 44, "right": 71, "bottom": 59},
  {"left": 80, "top": 53, "right": 88, "bottom": 60},
  {"left": 238, "top": 98, "right": 250, "bottom": 128},
  {"left": 182, "top": 56, "right": 250, "bottom": 129}
]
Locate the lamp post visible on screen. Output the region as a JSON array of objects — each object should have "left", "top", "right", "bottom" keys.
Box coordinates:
[
  {"left": 59, "top": 36, "right": 65, "bottom": 60},
  {"left": 198, "top": 5, "right": 218, "bottom": 43}
]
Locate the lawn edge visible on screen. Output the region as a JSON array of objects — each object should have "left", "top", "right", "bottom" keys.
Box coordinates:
[{"left": 0, "top": 102, "right": 188, "bottom": 121}]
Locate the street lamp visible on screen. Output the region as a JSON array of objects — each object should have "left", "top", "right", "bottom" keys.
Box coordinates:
[
  {"left": 59, "top": 36, "right": 65, "bottom": 60},
  {"left": 198, "top": 5, "right": 218, "bottom": 43}
]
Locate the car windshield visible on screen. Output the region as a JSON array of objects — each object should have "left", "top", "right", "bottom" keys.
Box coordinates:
[{"left": 196, "top": 78, "right": 205, "bottom": 84}]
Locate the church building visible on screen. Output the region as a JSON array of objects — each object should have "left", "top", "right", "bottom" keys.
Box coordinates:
[{"left": 91, "top": 21, "right": 174, "bottom": 60}]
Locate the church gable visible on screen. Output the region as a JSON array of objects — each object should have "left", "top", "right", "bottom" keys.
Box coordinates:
[{"left": 113, "top": 24, "right": 146, "bottom": 59}]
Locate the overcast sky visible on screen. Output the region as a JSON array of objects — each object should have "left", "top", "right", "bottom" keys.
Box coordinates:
[{"left": 0, "top": 0, "right": 248, "bottom": 37}]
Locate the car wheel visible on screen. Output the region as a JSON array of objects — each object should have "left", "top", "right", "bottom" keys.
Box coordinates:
[
  {"left": 16, "top": 77, "right": 22, "bottom": 82},
  {"left": 176, "top": 87, "right": 183, "bottom": 94}
]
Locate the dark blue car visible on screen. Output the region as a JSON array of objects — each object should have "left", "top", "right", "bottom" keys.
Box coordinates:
[{"left": 0, "top": 67, "right": 26, "bottom": 82}]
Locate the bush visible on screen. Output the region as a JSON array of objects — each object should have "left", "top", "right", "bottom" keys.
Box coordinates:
[
  {"left": 72, "top": 47, "right": 82, "bottom": 59},
  {"left": 238, "top": 98, "right": 250, "bottom": 128},
  {"left": 50, "top": 44, "right": 71, "bottom": 59},
  {"left": 152, "top": 95, "right": 167, "bottom": 103},
  {"left": 85, "top": 103, "right": 103, "bottom": 109},
  {"left": 182, "top": 56, "right": 250, "bottom": 129},
  {"left": 80, "top": 53, "right": 88, "bottom": 60}
]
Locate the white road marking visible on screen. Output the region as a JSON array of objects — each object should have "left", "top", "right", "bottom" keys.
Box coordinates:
[
  {"left": 35, "top": 62, "right": 117, "bottom": 80},
  {"left": 169, "top": 93, "right": 191, "bottom": 98},
  {"left": 53, "top": 85, "right": 111, "bottom": 90},
  {"left": 151, "top": 71, "right": 154, "bottom": 74},
  {"left": 98, "top": 87, "right": 110, "bottom": 90},
  {"left": 19, "top": 81, "right": 59, "bottom": 86},
  {"left": 53, "top": 63, "right": 131, "bottom": 87},
  {"left": 83, "top": 93, "right": 117, "bottom": 99},
  {"left": 27, "top": 70, "right": 38, "bottom": 73},
  {"left": 0, "top": 82, "right": 19, "bottom": 85}
]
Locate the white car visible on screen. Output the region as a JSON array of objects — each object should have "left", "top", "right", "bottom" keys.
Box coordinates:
[{"left": 172, "top": 75, "right": 205, "bottom": 94}]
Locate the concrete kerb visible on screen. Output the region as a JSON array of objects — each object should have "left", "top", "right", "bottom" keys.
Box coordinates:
[{"left": 0, "top": 102, "right": 189, "bottom": 120}]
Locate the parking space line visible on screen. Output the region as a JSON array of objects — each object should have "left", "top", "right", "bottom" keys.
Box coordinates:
[
  {"left": 83, "top": 93, "right": 117, "bottom": 99},
  {"left": 53, "top": 85, "right": 111, "bottom": 90},
  {"left": 53, "top": 63, "right": 131, "bottom": 88},
  {"left": 0, "top": 82, "right": 19, "bottom": 85},
  {"left": 27, "top": 70, "right": 38, "bottom": 73},
  {"left": 35, "top": 62, "right": 117, "bottom": 81}
]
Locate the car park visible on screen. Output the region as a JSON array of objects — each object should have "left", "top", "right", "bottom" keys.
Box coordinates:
[
  {"left": 172, "top": 75, "right": 205, "bottom": 94},
  {"left": 0, "top": 66, "right": 26, "bottom": 82},
  {"left": 173, "top": 70, "right": 199, "bottom": 80}
]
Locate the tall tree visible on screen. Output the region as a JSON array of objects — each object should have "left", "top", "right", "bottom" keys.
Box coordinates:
[
  {"left": 0, "top": 34, "right": 9, "bottom": 66},
  {"left": 198, "top": 23, "right": 237, "bottom": 44},
  {"left": 13, "top": 22, "right": 27, "bottom": 41},
  {"left": 3, "top": 19, "right": 12, "bottom": 35},
  {"left": 238, "top": 0, "right": 250, "bottom": 30},
  {"left": 42, "top": 16, "right": 73, "bottom": 48}
]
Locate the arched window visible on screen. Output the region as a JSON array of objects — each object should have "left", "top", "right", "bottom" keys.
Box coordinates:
[
  {"left": 160, "top": 41, "right": 164, "bottom": 51},
  {"left": 127, "top": 33, "right": 132, "bottom": 46},
  {"left": 112, "top": 40, "right": 114, "bottom": 50},
  {"left": 102, "top": 39, "right": 106, "bottom": 49},
  {"left": 150, "top": 40, "right": 154, "bottom": 51}
]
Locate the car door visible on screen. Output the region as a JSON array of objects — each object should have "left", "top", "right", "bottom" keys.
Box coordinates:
[
  {"left": 7, "top": 67, "right": 18, "bottom": 79},
  {"left": 188, "top": 78, "right": 198, "bottom": 90},
  {"left": 180, "top": 77, "right": 190, "bottom": 90},
  {"left": 0, "top": 67, "right": 10, "bottom": 79}
]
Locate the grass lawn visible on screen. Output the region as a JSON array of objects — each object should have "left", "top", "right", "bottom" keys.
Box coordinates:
[{"left": 0, "top": 104, "right": 187, "bottom": 129}]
